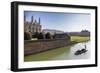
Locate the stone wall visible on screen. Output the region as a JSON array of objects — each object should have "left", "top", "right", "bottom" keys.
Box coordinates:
[{"left": 24, "top": 38, "right": 70, "bottom": 56}]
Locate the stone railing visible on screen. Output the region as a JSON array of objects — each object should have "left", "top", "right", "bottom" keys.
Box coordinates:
[{"left": 24, "top": 38, "right": 70, "bottom": 56}]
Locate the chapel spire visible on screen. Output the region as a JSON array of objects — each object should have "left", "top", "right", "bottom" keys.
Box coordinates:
[
  {"left": 24, "top": 15, "right": 26, "bottom": 22},
  {"left": 39, "top": 17, "right": 40, "bottom": 24},
  {"left": 31, "top": 16, "right": 34, "bottom": 23}
]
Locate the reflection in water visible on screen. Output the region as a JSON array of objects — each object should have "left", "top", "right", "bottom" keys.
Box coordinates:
[{"left": 24, "top": 41, "right": 90, "bottom": 61}]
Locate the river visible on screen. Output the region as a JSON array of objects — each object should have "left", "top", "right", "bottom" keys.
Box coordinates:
[{"left": 24, "top": 41, "right": 91, "bottom": 61}]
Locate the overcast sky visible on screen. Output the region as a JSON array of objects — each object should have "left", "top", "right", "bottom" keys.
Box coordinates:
[{"left": 24, "top": 11, "right": 91, "bottom": 32}]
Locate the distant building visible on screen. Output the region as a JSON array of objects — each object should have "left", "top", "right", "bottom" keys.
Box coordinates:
[
  {"left": 24, "top": 16, "right": 42, "bottom": 34},
  {"left": 68, "top": 30, "right": 90, "bottom": 36},
  {"left": 80, "top": 30, "right": 90, "bottom": 36}
]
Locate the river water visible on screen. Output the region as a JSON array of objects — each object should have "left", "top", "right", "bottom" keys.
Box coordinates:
[{"left": 24, "top": 41, "right": 91, "bottom": 61}]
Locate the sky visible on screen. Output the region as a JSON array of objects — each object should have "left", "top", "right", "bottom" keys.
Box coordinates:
[{"left": 24, "top": 11, "right": 91, "bottom": 32}]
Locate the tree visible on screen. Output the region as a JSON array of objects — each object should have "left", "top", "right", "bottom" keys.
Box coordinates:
[
  {"left": 24, "top": 32, "right": 32, "bottom": 40},
  {"left": 45, "top": 32, "right": 51, "bottom": 39}
]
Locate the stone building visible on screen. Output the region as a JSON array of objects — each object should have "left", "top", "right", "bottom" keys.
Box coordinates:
[
  {"left": 54, "top": 33, "right": 70, "bottom": 40},
  {"left": 24, "top": 15, "right": 42, "bottom": 34}
]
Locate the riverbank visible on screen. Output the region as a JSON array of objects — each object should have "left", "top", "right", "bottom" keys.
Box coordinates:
[
  {"left": 24, "top": 46, "right": 71, "bottom": 61},
  {"left": 24, "top": 41, "right": 90, "bottom": 61}
]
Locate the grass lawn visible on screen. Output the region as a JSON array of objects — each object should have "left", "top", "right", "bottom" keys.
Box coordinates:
[
  {"left": 24, "top": 46, "right": 71, "bottom": 61},
  {"left": 71, "top": 36, "right": 90, "bottom": 43}
]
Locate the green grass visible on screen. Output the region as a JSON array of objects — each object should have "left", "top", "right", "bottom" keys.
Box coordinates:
[
  {"left": 71, "top": 36, "right": 90, "bottom": 43},
  {"left": 24, "top": 46, "right": 71, "bottom": 61}
]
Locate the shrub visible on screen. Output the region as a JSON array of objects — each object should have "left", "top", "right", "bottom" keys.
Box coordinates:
[
  {"left": 45, "top": 32, "right": 51, "bottom": 39},
  {"left": 32, "top": 32, "right": 39, "bottom": 38},
  {"left": 37, "top": 32, "right": 44, "bottom": 39},
  {"left": 24, "top": 32, "right": 32, "bottom": 40}
]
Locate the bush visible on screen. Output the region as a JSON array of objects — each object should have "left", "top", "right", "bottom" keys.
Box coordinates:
[
  {"left": 24, "top": 32, "right": 32, "bottom": 40},
  {"left": 32, "top": 32, "right": 39, "bottom": 38},
  {"left": 37, "top": 32, "right": 44, "bottom": 39},
  {"left": 45, "top": 32, "right": 51, "bottom": 39}
]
